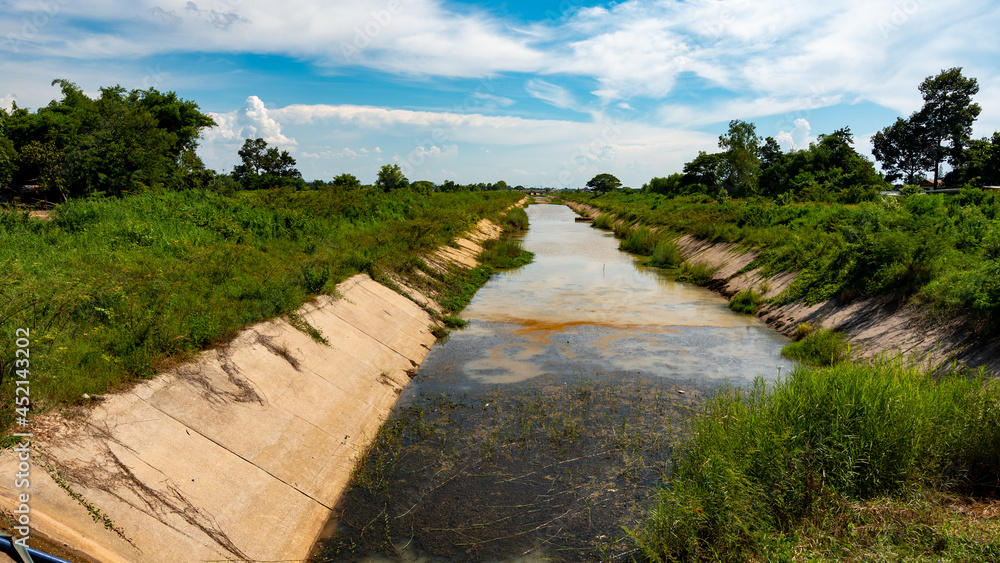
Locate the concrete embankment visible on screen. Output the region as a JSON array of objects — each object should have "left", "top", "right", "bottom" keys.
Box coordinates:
[
  {"left": 566, "top": 201, "right": 1000, "bottom": 374},
  {"left": 0, "top": 213, "right": 516, "bottom": 563}
]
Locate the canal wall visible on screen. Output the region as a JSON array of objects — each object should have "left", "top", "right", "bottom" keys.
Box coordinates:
[
  {"left": 566, "top": 201, "right": 1000, "bottom": 374},
  {"left": 0, "top": 212, "right": 518, "bottom": 563}
]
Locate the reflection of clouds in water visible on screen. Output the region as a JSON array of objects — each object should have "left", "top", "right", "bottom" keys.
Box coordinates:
[{"left": 421, "top": 204, "right": 792, "bottom": 389}]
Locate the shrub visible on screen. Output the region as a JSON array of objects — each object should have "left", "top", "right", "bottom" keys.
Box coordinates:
[
  {"left": 728, "top": 289, "right": 763, "bottom": 314},
  {"left": 648, "top": 239, "right": 683, "bottom": 269},
  {"left": 619, "top": 226, "right": 660, "bottom": 255},
  {"left": 782, "top": 329, "right": 848, "bottom": 366},
  {"left": 592, "top": 214, "right": 614, "bottom": 229},
  {"left": 677, "top": 261, "right": 718, "bottom": 285},
  {"left": 502, "top": 207, "right": 529, "bottom": 231}
]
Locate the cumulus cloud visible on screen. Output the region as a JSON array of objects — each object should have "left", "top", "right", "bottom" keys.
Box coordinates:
[
  {"left": 0, "top": 94, "right": 16, "bottom": 111},
  {"left": 204, "top": 96, "right": 296, "bottom": 147},
  {"left": 776, "top": 118, "right": 813, "bottom": 151}
]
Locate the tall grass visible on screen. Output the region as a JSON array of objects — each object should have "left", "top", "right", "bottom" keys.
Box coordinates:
[
  {"left": 0, "top": 188, "right": 522, "bottom": 435},
  {"left": 636, "top": 359, "right": 1000, "bottom": 561},
  {"left": 782, "top": 328, "right": 849, "bottom": 366},
  {"left": 728, "top": 289, "right": 763, "bottom": 314},
  {"left": 620, "top": 226, "right": 661, "bottom": 256}
]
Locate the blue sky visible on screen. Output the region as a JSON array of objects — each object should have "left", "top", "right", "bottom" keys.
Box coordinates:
[{"left": 3, "top": 0, "right": 1000, "bottom": 188}]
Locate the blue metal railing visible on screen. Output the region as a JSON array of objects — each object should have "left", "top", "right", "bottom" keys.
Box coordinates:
[{"left": 0, "top": 533, "right": 74, "bottom": 563}]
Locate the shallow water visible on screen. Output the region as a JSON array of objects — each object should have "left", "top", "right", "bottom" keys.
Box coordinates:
[
  {"left": 413, "top": 203, "right": 791, "bottom": 394},
  {"left": 316, "top": 204, "right": 793, "bottom": 563}
]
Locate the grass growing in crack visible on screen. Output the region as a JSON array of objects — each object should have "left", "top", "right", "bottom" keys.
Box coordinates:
[
  {"left": 43, "top": 461, "right": 135, "bottom": 546},
  {"left": 286, "top": 312, "right": 329, "bottom": 345}
]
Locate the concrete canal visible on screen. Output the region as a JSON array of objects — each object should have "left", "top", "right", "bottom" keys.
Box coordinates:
[{"left": 314, "top": 203, "right": 793, "bottom": 562}]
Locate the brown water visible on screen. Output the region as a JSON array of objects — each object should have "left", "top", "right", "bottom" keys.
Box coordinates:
[{"left": 315, "top": 204, "right": 792, "bottom": 563}]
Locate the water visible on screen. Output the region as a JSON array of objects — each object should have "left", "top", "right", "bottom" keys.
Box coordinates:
[{"left": 315, "top": 204, "right": 792, "bottom": 562}]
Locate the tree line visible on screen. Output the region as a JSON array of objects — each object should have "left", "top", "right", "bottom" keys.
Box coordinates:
[
  {"left": 0, "top": 79, "right": 526, "bottom": 204},
  {"left": 586, "top": 68, "right": 995, "bottom": 203}
]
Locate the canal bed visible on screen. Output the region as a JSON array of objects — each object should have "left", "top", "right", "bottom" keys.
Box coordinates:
[{"left": 314, "top": 203, "right": 793, "bottom": 562}]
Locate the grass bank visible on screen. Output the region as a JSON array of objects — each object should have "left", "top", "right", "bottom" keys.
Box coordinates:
[
  {"left": 564, "top": 190, "right": 1000, "bottom": 320},
  {"left": 0, "top": 187, "right": 524, "bottom": 437},
  {"left": 635, "top": 360, "right": 1000, "bottom": 562}
]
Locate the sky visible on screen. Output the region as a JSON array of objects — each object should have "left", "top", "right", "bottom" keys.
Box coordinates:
[{"left": 2, "top": 0, "right": 999, "bottom": 188}]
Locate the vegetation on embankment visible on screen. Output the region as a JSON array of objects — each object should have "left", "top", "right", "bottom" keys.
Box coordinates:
[
  {"left": 0, "top": 187, "right": 524, "bottom": 437},
  {"left": 564, "top": 190, "right": 1000, "bottom": 321},
  {"left": 565, "top": 192, "right": 1000, "bottom": 559},
  {"left": 634, "top": 360, "right": 1000, "bottom": 562}
]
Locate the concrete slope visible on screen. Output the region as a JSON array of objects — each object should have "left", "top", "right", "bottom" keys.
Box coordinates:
[
  {"left": 565, "top": 201, "right": 998, "bottom": 373},
  {"left": 0, "top": 211, "right": 515, "bottom": 563}
]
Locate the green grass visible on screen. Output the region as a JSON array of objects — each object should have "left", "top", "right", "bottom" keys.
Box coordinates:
[
  {"left": 620, "top": 226, "right": 661, "bottom": 255},
  {"left": 564, "top": 190, "right": 1000, "bottom": 316},
  {"left": 0, "top": 187, "right": 523, "bottom": 435},
  {"left": 648, "top": 239, "right": 684, "bottom": 269},
  {"left": 728, "top": 289, "right": 764, "bottom": 315},
  {"left": 635, "top": 359, "right": 1000, "bottom": 562},
  {"left": 782, "top": 328, "right": 850, "bottom": 366}
]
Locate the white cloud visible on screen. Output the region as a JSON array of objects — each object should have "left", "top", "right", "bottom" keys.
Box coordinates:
[
  {"left": 0, "top": 94, "right": 16, "bottom": 111},
  {"left": 524, "top": 79, "right": 579, "bottom": 110},
  {"left": 204, "top": 95, "right": 296, "bottom": 146},
  {"left": 776, "top": 118, "right": 814, "bottom": 151}
]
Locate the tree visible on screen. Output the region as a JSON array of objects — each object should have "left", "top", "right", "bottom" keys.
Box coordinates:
[
  {"left": 947, "top": 132, "right": 1000, "bottom": 187},
  {"left": 232, "top": 138, "right": 301, "bottom": 189},
  {"left": 872, "top": 117, "right": 935, "bottom": 184},
  {"left": 643, "top": 173, "right": 683, "bottom": 196},
  {"left": 718, "top": 119, "right": 762, "bottom": 197},
  {"left": 679, "top": 151, "right": 725, "bottom": 194},
  {"left": 914, "top": 67, "right": 981, "bottom": 185},
  {"left": 375, "top": 163, "right": 409, "bottom": 192},
  {"left": 586, "top": 173, "right": 621, "bottom": 194},
  {"left": 332, "top": 173, "right": 361, "bottom": 189}
]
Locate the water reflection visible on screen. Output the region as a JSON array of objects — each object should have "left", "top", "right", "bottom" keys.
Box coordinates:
[{"left": 414, "top": 204, "right": 792, "bottom": 392}]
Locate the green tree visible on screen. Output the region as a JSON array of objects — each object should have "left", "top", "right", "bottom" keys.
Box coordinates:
[
  {"left": 913, "top": 67, "right": 980, "bottom": 185},
  {"left": 232, "top": 138, "right": 301, "bottom": 189},
  {"left": 718, "top": 119, "right": 762, "bottom": 197},
  {"left": 679, "top": 151, "right": 725, "bottom": 194},
  {"left": 947, "top": 132, "right": 1000, "bottom": 187},
  {"left": 872, "top": 117, "right": 935, "bottom": 184},
  {"left": 0, "top": 110, "right": 14, "bottom": 195},
  {"left": 586, "top": 173, "right": 621, "bottom": 194},
  {"left": 375, "top": 163, "right": 409, "bottom": 192},
  {"left": 332, "top": 173, "right": 361, "bottom": 189},
  {"left": 411, "top": 180, "right": 435, "bottom": 195},
  {"left": 642, "top": 174, "right": 683, "bottom": 196}
]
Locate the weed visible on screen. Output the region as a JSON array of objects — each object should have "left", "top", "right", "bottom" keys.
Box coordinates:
[
  {"left": 677, "top": 261, "right": 719, "bottom": 285},
  {"left": 440, "top": 316, "right": 467, "bottom": 328},
  {"left": 728, "top": 288, "right": 764, "bottom": 315},
  {"left": 782, "top": 329, "right": 849, "bottom": 366},
  {"left": 648, "top": 239, "right": 683, "bottom": 269}
]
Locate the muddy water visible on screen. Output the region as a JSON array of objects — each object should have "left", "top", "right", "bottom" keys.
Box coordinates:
[
  {"left": 316, "top": 204, "right": 792, "bottom": 563},
  {"left": 416, "top": 203, "right": 791, "bottom": 393}
]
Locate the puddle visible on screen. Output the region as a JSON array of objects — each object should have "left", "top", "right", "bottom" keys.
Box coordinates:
[{"left": 313, "top": 204, "right": 793, "bottom": 562}]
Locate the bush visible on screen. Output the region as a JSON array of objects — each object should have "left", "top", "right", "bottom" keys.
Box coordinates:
[
  {"left": 728, "top": 289, "right": 763, "bottom": 314},
  {"left": 592, "top": 214, "right": 614, "bottom": 229},
  {"left": 648, "top": 239, "right": 683, "bottom": 269},
  {"left": 782, "top": 329, "right": 848, "bottom": 366},
  {"left": 677, "top": 261, "right": 718, "bottom": 285},
  {"left": 619, "top": 226, "right": 660, "bottom": 255},
  {"left": 502, "top": 207, "right": 529, "bottom": 231}
]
